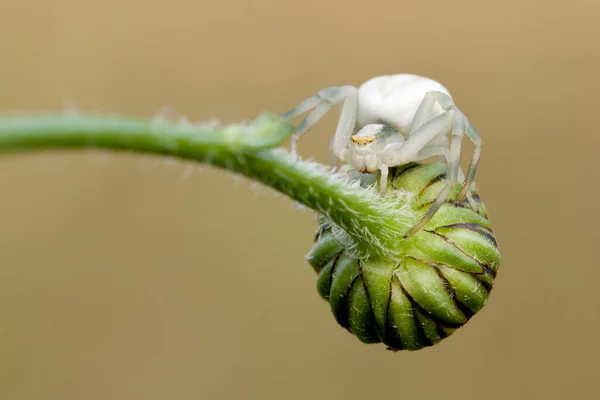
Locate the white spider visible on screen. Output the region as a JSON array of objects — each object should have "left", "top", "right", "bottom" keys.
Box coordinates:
[{"left": 281, "top": 74, "right": 482, "bottom": 238}]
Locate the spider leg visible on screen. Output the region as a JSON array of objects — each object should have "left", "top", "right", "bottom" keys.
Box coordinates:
[
  {"left": 421, "top": 92, "right": 480, "bottom": 208},
  {"left": 409, "top": 91, "right": 455, "bottom": 133},
  {"left": 414, "top": 145, "right": 449, "bottom": 161},
  {"left": 404, "top": 109, "right": 465, "bottom": 237},
  {"left": 413, "top": 146, "right": 477, "bottom": 210},
  {"left": 456, "top": 118, "right": 482, "bottom": 206},
  {"left": 379, "top": 164, "right": 389, "bottom": 194},
  {"left": 379, "top": 106, "right": 466, "bottom": 237},
  {"left": 409, "top": 92, "right": 437, "bottom": 133},
  {"left": 408, "top": 92, "right": 449, "bottom": 162},
  {"left": 411, "top": 91, "right": 479, "bottom": 210},
  {"left": 281, "top": 86, "right": 358, "bottom": 159},
  {"left": 337, "top": 164, "right": 353, "bottom": 175}
]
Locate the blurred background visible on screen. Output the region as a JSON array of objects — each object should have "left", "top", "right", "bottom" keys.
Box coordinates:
[{"left": 0, "top": 0, "right": 598, "bottom": 399}]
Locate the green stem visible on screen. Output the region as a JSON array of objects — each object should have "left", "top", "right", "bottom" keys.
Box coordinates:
[{"left": 0, "top": 111, "right": 414, "bottom": 258}]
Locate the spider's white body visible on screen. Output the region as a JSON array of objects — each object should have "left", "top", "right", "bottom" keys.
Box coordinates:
[
  {"left": 282, "top": 74, "right": 482, "bottom": 237},
  {"left": 356, "top": 75, "right": 451, "bottom": 133}
]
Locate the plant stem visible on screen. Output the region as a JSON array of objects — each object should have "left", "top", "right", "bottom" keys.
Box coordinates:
[{"left": 0, "top": 112, "right": 414, "bottom": 258}]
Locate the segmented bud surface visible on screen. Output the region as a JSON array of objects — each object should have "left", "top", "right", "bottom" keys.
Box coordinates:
[{"left": 306, "top": 163, "right": 500, "bottom": 351}]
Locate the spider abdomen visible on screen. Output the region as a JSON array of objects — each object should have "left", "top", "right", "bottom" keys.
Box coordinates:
[{"left": 357, "top": 74, "right": 452, "bottom": 132}]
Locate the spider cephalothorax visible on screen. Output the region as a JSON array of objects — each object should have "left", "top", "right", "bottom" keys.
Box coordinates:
[
  {"left": 348, "top": 125, "right": 403, "bottom": 173},
  {"left": 282, "top": 74, "right": 482, "bottom": 237}
]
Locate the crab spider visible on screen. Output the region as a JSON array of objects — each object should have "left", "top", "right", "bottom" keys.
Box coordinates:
[{"left": 281, "top": 74, "right": 482, "bottom": 238}]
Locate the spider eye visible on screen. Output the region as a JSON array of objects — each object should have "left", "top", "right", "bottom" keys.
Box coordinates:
[{"left": 351, "top": 135, "right": 376, "bottom": 146}]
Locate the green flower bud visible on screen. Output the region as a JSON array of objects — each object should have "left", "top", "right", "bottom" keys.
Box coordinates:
[{"left": 306, "top": 163, "right": 500, "bottom": 351}]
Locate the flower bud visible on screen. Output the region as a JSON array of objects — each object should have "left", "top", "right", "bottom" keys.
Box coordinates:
[{"left": 306, "top": 163, "right": 500, "bottom": 351}]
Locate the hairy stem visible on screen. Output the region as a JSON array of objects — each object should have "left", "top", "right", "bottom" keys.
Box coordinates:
[{"left": 0, "top": 112, "right": 414, "bottom": 258}]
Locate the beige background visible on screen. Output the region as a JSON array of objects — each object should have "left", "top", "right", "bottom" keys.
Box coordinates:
[{"left": 0, "top": 0, "right": 598, "bottom": 399}]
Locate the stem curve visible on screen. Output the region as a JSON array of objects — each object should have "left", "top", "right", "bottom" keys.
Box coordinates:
[{"left": 0, "top": 111, "right": 414, "bottom": 258}]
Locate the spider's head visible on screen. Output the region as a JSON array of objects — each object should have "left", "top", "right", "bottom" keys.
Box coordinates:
[
  {"left": 351, "top": 135, "right": 376, "bottom": 147},
  {"left": 350, "top": 124, "right": 403, "bottom": 173},
  {"left": 351, "top": 124, "right": 401, "bottom": 148},
  {"left": 351, "top": 124, "right": 384, "bottom": 148}
]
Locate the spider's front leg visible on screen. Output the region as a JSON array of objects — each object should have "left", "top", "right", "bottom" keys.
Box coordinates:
[
  {"left": 379, "top": 104, "right": 468, "bottom": 238},
  {"left": 281, "top": 86, "right": 358, "bottom": 163},
  {"left": 411, "top": 92, "right": 482, "bottom": 208},
  {"left": 456, "top": 118, "right": 482, "bottom": 202}
]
